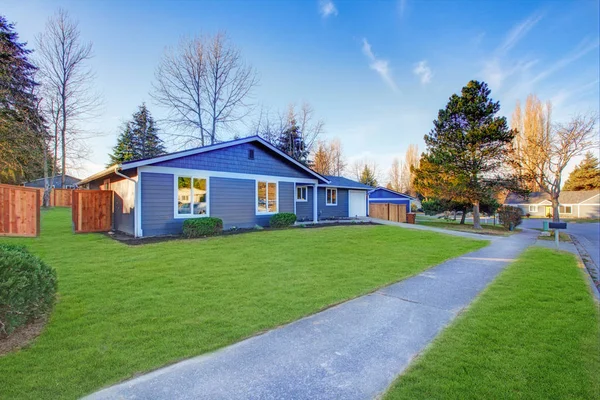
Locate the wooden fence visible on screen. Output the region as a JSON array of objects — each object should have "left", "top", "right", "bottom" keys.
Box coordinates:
[
  {"left": 72, "top": 190, "right": 113, "bottom": 233},
  {"left": 0, "top": 184, "right": 40, "bottom": 237},
  {"left": 36, "top": 188, "right": 75, "bottom": 207},
  {"left": 369, "top": 203, "right": 407, "bottom": 223}
]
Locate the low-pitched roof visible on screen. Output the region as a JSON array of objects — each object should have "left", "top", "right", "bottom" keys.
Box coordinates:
[
  {"left": 23, "top": 174, "right": 80, "bottom": 188},
  {"left": 505, "top": 190, "right": 600, "bottom": 205},
  {"left": 80, "top": 136, "right": 329, "bottom": 185},
  {"left": 368, "top": 186, "right": 416, "bottom": 199},
  {"left": 321, "top": 176, "right": 373, "bottom": 190}
]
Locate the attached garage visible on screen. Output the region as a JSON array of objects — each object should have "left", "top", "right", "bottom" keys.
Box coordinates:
[{"left": 320, "top": 176, "right": 373, "bottom": 219}]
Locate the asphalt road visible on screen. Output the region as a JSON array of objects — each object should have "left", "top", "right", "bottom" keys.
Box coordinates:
[{"left": 521, "top": 219, "right": 599, "bottom": 268}]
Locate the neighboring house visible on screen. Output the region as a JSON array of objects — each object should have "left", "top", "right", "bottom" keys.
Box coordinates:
[
  {"left": 368, "top": 187, "right": 416, "bottom": 213},
  {"left": 78, "top": 136, "right": 372, "bottom": 237},
  {"left": 23, "top": 174, "right": 80, "bottom": 189},
  {"left": 504, "top": 190, "right": 600, "bottom": 218}
]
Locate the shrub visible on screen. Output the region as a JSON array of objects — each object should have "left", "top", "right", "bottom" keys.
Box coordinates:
[
  {"left": 270, "top": 213, "right": 297, "bottom": 228},
  {"left": 182, "top": 217, "right": 223, "bottom": 238},
  {"left": 497, "top": 206, "right": 523, "bottom": 230},
  {"left": 0, "top": 244, "right": 57, "bottom": 336}
]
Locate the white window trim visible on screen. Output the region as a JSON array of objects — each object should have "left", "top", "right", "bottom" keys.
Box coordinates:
[
  {"left": 256, "top": 180, "right": 279, "bottom": 215},
  {"left": 296, "top": 186, "right": 308, "bottom": 202},
  {"left": 326, "top": 188, "right": 337, "bottom": 206},
  {"left": 528, "top": 205, "right": 538, "bottom": 212},
  {"left": 559, "top": 205, "right": 573, "bottom": 214},
  {"left": 173, "top": 175, "right": 210, "bottom": 219}
]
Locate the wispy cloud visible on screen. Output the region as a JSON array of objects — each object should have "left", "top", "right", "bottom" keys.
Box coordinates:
[
  {"left": 413, "top": 61, "right": 432, "bottom": 84},
  {"left": 398, "top": 0, "right": 407, "bottom": 17},
  {"left": 496, "top": 12, "right": 543, "bottom": 55},
  {"left": 319, "top": 0, "right": 338, "bottom": 18},
  {"left": 361, "top": 38, "right": 397, "bottom": 91},
  {"left": 532, "top": 37, "right": 599, "bottom": 84}
]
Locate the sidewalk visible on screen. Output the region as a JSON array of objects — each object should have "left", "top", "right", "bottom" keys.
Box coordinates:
[
  {"left": 87, "top": 231, "right": 537, "bottom": 400},
  {"left": 370, "top": 218, "right": 500, "bottom": 241}
]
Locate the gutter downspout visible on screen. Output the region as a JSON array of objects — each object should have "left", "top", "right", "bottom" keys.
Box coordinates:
[{"left": 114, "top": 165, "right": 141, "bottom": 238}]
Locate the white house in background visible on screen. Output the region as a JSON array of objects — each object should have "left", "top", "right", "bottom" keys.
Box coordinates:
[{"left": 504, "top": 190, "right": 600, "bottom": 218}]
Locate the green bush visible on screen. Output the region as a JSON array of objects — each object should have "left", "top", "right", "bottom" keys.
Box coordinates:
[
  {"left": 0, "top": 244, "right": 57, "bottom": 336},
  {"left": 270, "top": 213, "right": 297, "bottom": 228},
  {"left": 182, "top": 217, "right": 223, "bottom": 238},
  {"left": 497, "top": 206, "right": 523, "bottom": 230}
]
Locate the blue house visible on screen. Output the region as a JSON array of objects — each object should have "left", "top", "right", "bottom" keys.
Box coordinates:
[
  {"left": 79, "top": 136, "right": 372, "bottom": 237},
  {"left": 368, "top": 187, "right": 415, "bottom": 213}
]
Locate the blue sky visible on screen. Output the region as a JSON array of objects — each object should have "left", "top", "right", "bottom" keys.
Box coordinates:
[{"left": 4, "top": 0, "right": 599, "bottom": 179}]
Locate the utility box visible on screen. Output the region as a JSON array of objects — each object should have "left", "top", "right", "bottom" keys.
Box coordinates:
[{"left": 542, "top": 221, "right": 549, "bottom": 231}]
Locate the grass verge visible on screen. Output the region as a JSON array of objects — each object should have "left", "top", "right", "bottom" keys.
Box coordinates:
[
  {"left": 0, "top": 208, "right": 486, "bottom": 399},
  {"left": 416, "top": 219, "right": 516, "bottom": 236},
  {"left": 385, "top": 247, "right": 600, "bottom": 399}
]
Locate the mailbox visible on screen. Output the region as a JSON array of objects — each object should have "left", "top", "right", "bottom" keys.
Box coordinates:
[{"left": 549, "top": 222, "right": 567, "bottom": 230}]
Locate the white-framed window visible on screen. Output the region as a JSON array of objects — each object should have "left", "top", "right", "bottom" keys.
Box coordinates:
[
  {"left": 257, "top": 180, "right": 278, "bottom": 214},
  {"left": 559, "top": 205, "right": 572, "bottom": 214},
  {"left": 175, "top": 176, "right": 208, "bottom": 218},
  {"left": 326, "top": 188, "right": 337, "bottom": 206},
  {"left": 296, "top": 186, "right": 308, "bottom": 202},
  {"left": 529, "top": 205, "right": 538, "bottom": 212}
]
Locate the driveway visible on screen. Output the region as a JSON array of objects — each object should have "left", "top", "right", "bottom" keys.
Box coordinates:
[
  {"left": 87, "top": 231, "right": 537, "bottom": 400},
  {"left": 521, "top": 219, "right": 599, "bottom": 269}
]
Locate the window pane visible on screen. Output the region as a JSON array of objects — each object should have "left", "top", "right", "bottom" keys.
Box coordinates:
[
  {"left": 258, "top": 181, "right": 267, "bottom": 212},
  {"left": 178, "top": 177, "right": 191, "bottom": 214},
  {"left": 193, "top": 178, "right": 207, "bottom": 215},
  {"left": 332, "top": 189, "right": 337, "bottom": 204},
  {"left": 327, "top": 189, "right": 331, "bottom": 204},
  {"left": 268, "top": 182, "right": 277, "bottom": 212},
  {"left": 297, "top": 187, "right": 302, "bottom": 200}
]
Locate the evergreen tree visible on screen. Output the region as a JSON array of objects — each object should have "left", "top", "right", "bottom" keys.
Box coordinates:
[
  {"left": 418, "top": 80, "right": 516, "bottom": 229},
  {"left": 359, "top": 165, "right": 377, "bottom": 187},
  {"left": 107, "top": 104, "right": 165, "bottom": 165},
  {"left": 0, "top": 15, "right": 46, "bottom": 183},
  {"left": 563, "top": 152, "right": 600, "bottom": 191},
  {"left": 276, "top": 118, "right": 309, "bottom": 164}
]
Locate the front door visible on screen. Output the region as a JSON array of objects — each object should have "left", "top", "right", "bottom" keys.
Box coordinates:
[{"left": 545, "top": 206, "right": 552, "bottom": 218}]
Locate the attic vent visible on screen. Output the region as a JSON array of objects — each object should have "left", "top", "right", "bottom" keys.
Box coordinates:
[{"left": 248, "top": 149, "right": 255, "bottom": 160}]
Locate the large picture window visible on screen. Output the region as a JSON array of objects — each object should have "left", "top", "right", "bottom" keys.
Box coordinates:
[
  {"left": 257, "top": 181, "right": 278, "bottom": 213},
  {"left": 177, "top": 176, "right": 207, "bottom": 217},
  {"left": 326, "top": 188, "right": 337, "bottom": 206}
]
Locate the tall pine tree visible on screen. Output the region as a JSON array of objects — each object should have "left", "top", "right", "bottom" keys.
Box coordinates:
[
  {"left": 418, "top": 80, "right": 516, "bottom": 229},
  {"left": 563, "top": 152, "right": 600, "bottom": 191},
  {"left": 108, "top": 104, "right": 165, "bottom": 165},
  {"left": 0, "top": 15, "right": 46, "bottom": 183},
  {"left": 359, "top": 165, "right": 377, "bottom": 187},
  {"left": 276, "top": 118, "right": 309, "bottom": 164}
]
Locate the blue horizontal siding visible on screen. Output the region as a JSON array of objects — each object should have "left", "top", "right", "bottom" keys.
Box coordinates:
[
  {"left": 279, "top": 182, "right": 294, "bottom": 214},
  {"left": 317, "top": 187, "right": 349, "bottom": 219},
  {"left": 295, "top": 185, "right": 314, "bottom": 222},
  {"left": 141, "top": 172, "right": 183, "bottom": 236},
  {"left": 152, "top": 142, "right": 313, "bottom": 180},
  {"left": 369, "top": 188, "right": 412, "bottom": 200}
]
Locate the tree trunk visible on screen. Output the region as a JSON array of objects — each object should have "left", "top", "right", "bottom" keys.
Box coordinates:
[
  {"left": 42, "top": 141, "right": 50, "bottom": 208},
  {"left": 460, "top": 209, "right": 467, "bottom": 225},
  {"left": 552, "top": 197, "right": 560, "bottom": 222},
  {"left": 472, "top": 200, "right": 482, "bottom": 229}
]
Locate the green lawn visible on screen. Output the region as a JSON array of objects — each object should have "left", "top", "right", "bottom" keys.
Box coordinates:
[
  {"left": 0, "top": 208, "right": 486, "bottom": 399},
  {"left": 385, "top": 247, "right": 600, "bottom": 400},
  {"left": 416, "top": 218, "right": 516, "bottom": 236}
]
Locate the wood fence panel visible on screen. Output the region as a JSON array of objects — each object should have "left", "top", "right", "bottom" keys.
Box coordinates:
[
  {"left": 0, "top": 184, "right": 40, "bottom": 237},
  {"left": 53, "top": 189, "right": 73, "bottom": 207},
  {"left": 72, "top": 190, "right": 113, "bottom": 233},
  {"left": 398, "top": 205, "right": 407, "bottom": 223}
]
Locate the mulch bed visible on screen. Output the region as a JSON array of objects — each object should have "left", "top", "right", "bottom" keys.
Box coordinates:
[
  {"left": 106, "top": 220, "right": 379, "bottom": 246},
  {"left": 0, "top": 317, "right": 47, "bottom": 356}
]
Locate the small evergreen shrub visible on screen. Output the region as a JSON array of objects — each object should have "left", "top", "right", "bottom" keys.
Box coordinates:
[
  {"left": 0, "top": 244, "right": 57, "bottom": 336},
  {"left": 182, "top": 217, "right": 223, "bottom": 238},
  {"left": 497, "top": 206, "right": 523, "bottom": 230},
  {"left": 270, "top": 213, "right": 297, "bottom": 228}
]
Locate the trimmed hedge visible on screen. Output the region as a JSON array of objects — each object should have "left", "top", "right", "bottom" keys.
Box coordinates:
[
  {"left": 0, "top": 244, "right": 57, "bottom": 336},
  {"left": 497, "top": 205, "right": 523, "bottom": 230},
  {"left": 182, "top": 217, "right": 223, "bottom": 238},
  {"left": 270, "top": 213, "right": 297, "bottom": 228}
]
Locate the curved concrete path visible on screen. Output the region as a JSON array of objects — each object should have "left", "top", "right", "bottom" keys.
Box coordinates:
[{"left": 86, "top": 230, "right": 537, "bottom": 400}]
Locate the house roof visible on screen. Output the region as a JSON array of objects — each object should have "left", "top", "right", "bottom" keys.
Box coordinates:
[
  {"left": 368, "top": 186, "right": 416, "bottom": 199},
  {"left": 321, "top": 176, "right": 374, "bottom": 190},
  {"left": 23, "top": 174, "right": 80, "bottom": 188},
  {"left": 80, "top": 136, "right": 329, "bottom": 185},
  {"left": 505, "top": 190, "right": 600, "bottom": 205}
]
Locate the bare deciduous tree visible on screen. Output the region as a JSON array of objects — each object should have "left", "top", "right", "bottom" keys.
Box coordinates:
[
  {"left": 402, "top": 144, "right": 419, "bottom": 196},
  {"left": 387, "top": 158, "right": 403, "bottom": 192},
  {"left": 36, "top": 8, "right": 100, "bottom": 188},
  {"left": 350, "top": 159, "right": 380, "bottom": 183},
  {"left": 153, "top": 32, "right": 258, "bottom": 148},
  {"left": 311, "top": 138, "right": 346, "bottom": 176},
  {"left": 513, "top": 110, "right": 598, "bottom": 221}
]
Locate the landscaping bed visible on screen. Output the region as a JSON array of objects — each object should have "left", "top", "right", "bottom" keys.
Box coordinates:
[
  {"left": 416, "top": 219, "right": 517, "bottom": 236},
  {"left": 385, "top": 247, "right": 600, "bottom": 399},
  {"left": 0, "top": 208, "right": 486, "bottom": 399}
]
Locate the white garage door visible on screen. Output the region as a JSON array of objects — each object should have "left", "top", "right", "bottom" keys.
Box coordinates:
[{"left": 349, "top": 190, "right": 367, "bottom": 217}]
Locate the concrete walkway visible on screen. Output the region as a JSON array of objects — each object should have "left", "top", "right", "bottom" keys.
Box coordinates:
[
  {"left": 87, "top": 231, "right": 538, "bottom": 400},
  {"left": 370, "top": 218, "right": 501, "bottom": 241}
]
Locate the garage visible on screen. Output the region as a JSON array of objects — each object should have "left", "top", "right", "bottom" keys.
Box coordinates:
[{"left": 349, "top": 190, "right": 367, "bottom": 217}]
